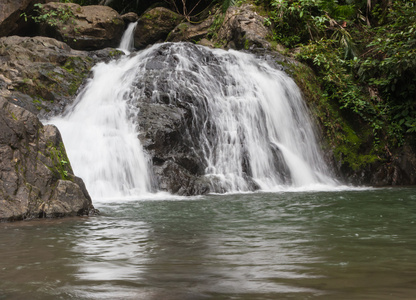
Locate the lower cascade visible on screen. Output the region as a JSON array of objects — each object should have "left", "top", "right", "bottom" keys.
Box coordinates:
[{"left": 49, "top": 42, "right": 337, "bottom": 199}]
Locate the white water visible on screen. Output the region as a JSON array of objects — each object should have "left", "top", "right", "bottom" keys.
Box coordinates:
[
  {"left": 47, "top": 41, "right": 338, "bottom": 199},
  {"left": 47, "top": 50, "right": 155, "bottom": 200},
  {"left": 118, "top": 22, "right": 137, "bottom": 54}
]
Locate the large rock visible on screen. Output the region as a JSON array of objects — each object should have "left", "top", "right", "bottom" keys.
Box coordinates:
[
  {"left": 0, "top": 97, "right": 94, "bottom": 221},
  {"left": 166, "top": 16, "right": 214, "bottom": 43},
  {"left": 132, "top": 43, "right": 264, "bottom": 195},
  {"left": 134, "top": 7, "right": 184, "bottom": 49},
  {"left": 36, "top": 2, "right": 124, "bottom": 50},
  {"left": 0, "top": 0, "right": 51, "bottom": 37},
  {"left": 214, "top": 4, "right": 271, "bottom": 50},
  {"left": 0, "top": 35, "right": 123, "bottom": 119}
]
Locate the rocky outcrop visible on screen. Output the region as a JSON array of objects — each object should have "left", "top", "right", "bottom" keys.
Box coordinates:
[
  {"left": 166, "top": 16, "right": 214, "bottom": 43},
  {"left": 0, "top": 97, "right": 94, "bottom": 221},
  {"left": 214, "top": 4, "right": 271, "bottom": 50},
  {"left": 36, "top": 2, "right": 124, "bottom": 50},
  {"left": 0, "top": 35, "right": 123, "bottom": 119},
  {"left": 340, "top": 144, "right": 416, "bottom": 186},
  {"left": 0, "top": 0, "right": 52, "bottom": 37},
  {"left": 121, "top": 12, "right": 139, "bottom": 23},
  {"left": 134, "top": 7, "right": 184, "bottom": 49}
]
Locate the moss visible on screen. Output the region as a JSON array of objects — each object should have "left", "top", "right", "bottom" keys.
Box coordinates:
[
  {"left": 47, "top": 142, "right": 72, "bottom": 180},
  {"left": 109, "top": 49, "right": 124, "bottom": 57},
  {"left": 244, "top": 38, "right": 250, "bottom": 50},
  {"left": 285, "top": 61, "right": 381, "bottom": 170},
  {"left": 62, "top": 56, "right": 91, "bottom": 96},
  {"left": 10, "top": 112, "right": 18, "bottom": 121}
]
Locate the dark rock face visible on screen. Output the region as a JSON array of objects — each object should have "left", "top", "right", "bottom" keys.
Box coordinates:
[
  {"left": 215, "top": 4, "right": 272, "bottom": 50},
  {"left": 0, "top": 0, "right": 52, "bottom": 37},
  {"left": 166, "top": 16, "right": 214, "bottom": 43},
  {"left": 131, "top": 43, "right": 228, "bottom": 195},
  {"left": 121, "top": 12, "right": 139, "bottom": 23},
  {"left": 37, "top": 2, "right": 124, "bottom": 50},
  {"left": 134, "top": 7, "right": 184, "bottom": 49},
  {"left": 340, "top": 144, "right": 416, "bottom": 186},
  {"left": 0, "top": 97, "right": 94, "bottom": 221},
  {"left": 0, "top": 35, "right": 122, "bottom": 119}
]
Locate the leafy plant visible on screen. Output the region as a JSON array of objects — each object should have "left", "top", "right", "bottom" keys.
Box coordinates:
[{"left": 21, "top": 3, "right": 76, "bottom": 28}]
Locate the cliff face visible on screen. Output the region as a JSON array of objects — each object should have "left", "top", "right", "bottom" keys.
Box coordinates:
[{"left": 0, "top": 97, "right": 94, "bottom": 221}]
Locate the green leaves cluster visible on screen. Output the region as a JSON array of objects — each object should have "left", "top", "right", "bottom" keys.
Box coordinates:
[
  {"left": 265, "top": 0, "right": 356, "bottom": 48},
  {"left": 21, "top": 3, "right": 76, "bottom": 28},
  {"left": 265, "top": 0, "right": 416, "bottom": 153},
  {"left": 355, "top": 1, "right": 416, "bottom": 134}
]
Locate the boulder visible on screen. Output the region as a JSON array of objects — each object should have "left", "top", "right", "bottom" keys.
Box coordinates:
[
  {"left": 121, "top": 12, "right": 139, "bottom": 23},
  {"left": 0, "top": 97, "right": 94, "bottom": 221},
  {"left": 166, "top": 16, "right": 214, "bottom": 43},
  {"left": 0, "top": 0, "right": 51, "bottom": 37},
  {"left": 214, "top": 4, "right": 271, "bottom": 50},
  {"left": 0, "top": 35, "right": 123, "bottom": 119},
  {"left": 36, "top": 2, "right": 124, "bottom": 50},
  {"left": 134, "top": 7, "right": 184, "bottom": 49}
]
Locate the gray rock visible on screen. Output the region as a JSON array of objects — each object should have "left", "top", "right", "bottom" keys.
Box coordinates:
[
  {"left": 166, "top": 16, "right": 214, "bottom": 43},
  {"left": 134, "top": 7, "right": 184, "bottom": 49},
  {"left": 0, "top": 97, "right": 94, "bottom": 221},
  {"left": 36, "top": 2, "right": 124, "bottom": 50},
  {"left": 214, "top": 4, "right": 271, "bottom": 50},
  {"left": 121, "top": 12, "right": 139, "bottom": 23},
  {"left": 0, "top": 35, "right": 122, "bottom": 119},
  {"left": 0, "top": 0, "right": 52, "bottom": 37}
]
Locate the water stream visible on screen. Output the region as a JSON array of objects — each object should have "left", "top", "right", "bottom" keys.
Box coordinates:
[{"left": 48, "top": 38, "right": 337, "bottom": 198}]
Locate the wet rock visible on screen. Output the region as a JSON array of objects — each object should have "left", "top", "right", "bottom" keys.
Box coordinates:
[
  {"left": 342, "top": 144, "right": 416, "bottom": 186},
  {"left": 131, "top": 43, "right": 248, "bottom": 195},
  {"left": 0, "top": 35, "right": 122, "bottom": 119},
  {"left": 36, "top": 2, "right": 124, "bottom": 50},
  {"left": 0, "top": 0, "right": 52, "bottom": 37},
  {"left": 134, "top": 7, "right": 184, "bottom": 49},
  {"left": 214, "top": 4, "right": 271, "bottom": 50},
  {"left": 0, "top": 97, "right": 94, "bottom": 221},
  {"left": 121, "top": 12, "right": 139, "bottom": 23},
  {"left": 166, "top": 16, "right": 214, "bottom": 43}
]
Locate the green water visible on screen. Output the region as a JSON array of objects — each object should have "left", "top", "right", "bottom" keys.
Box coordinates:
[{"left": 1, "top": 188, "right": 415, "bottom": 299}]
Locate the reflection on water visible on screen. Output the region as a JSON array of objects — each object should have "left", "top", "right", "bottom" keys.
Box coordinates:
[{"left": 1, "top": 188, "right": 416, "bottom": 299}]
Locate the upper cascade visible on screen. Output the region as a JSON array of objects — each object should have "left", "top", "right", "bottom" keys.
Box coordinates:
[
  {"left": 118, "top": 21, "right": 137, "bottom": 54},
  {"left": 48, "top": 42, "right": 338, "bottom": 199}
]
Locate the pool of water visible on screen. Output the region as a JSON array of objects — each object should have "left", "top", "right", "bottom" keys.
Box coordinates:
[{"left": 1, "top": 188, "right": 415, "bottom": 299}]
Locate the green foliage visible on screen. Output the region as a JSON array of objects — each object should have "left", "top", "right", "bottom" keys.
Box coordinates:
[
  {"left": 21, "top": 3, "right": 76, "bottom": 28},
  {"left": 355, "top": 1, "right": 416, "bottom": 135},
  {"left": 264, "top": 0, "right": 416, "bottom": 167},
  {"left": 222, "top": 0, "right": 237, "bottom": 12},
  {"left": 48, "top": 142, "right": 71, "bottom": 180},
  {"left": 207, "top": 12, "right": 225, "bottom": 39}
]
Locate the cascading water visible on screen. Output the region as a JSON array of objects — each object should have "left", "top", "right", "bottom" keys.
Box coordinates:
[
  {"left": 48, "top": 39, "right": 337, "bottom": 199},
  {"left": 118, "top": 21, "right": 137, "bottom": 54}
]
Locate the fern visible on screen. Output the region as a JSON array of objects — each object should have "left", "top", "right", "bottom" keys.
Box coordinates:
[{"left": 222, "top": 0, "right": 236, "bottom": 13}]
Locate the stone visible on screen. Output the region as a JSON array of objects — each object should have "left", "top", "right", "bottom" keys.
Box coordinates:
[
  {"left": 134, "top": 7, "right": 184, "bottom": 49},
  {"left": 121, "top": 12, "right": 139, "bottom": 23},
  {"left": 0, "top": 0, "right": 52, "bottom": 37},
  {"left": 214, "top": 4, "right": 272, "bottom": 50},
  {"left": 36, "top": 2, "right": 124, "bottom": 50},
  {"left": 0, "top": 35, "right": 122, "bottom": 119},
  {"left": 166, "top": 16, "right": 214, "bottom": 43},
  {"left": 0, "top": 97, "right": 94, "bottom": 221}
]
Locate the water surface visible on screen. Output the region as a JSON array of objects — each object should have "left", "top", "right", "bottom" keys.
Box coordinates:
[{"left": 1, "top": 188, "right": 415, "bottom": 299}]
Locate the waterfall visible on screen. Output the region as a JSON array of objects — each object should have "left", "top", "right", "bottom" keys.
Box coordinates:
[
  {"left": 48, "top": 42, "right": 337, "bottom": 199},
  {"left": 118, "top": 22, "right": 137, "bottom": 54},
  {"left": 47, "top": 49, "right": 156, "bottom": 200}
]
